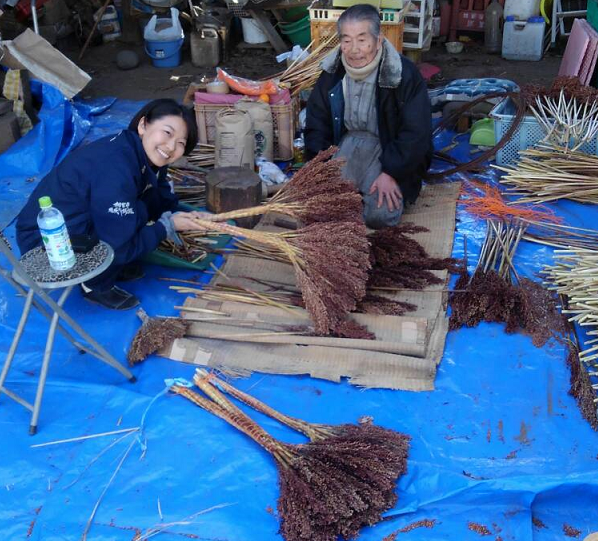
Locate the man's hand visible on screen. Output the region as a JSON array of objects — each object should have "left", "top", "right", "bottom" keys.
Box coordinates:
[
  {"left": 369, "top": 172, "right": 403, "bottom": 212},
  {"left": 172, "top": 211, "right": 207, "bottom": 232}
]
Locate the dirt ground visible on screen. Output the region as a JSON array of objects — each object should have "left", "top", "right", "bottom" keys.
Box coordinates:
[{"left": 67, "top": 33, "right": 563, "bottom": 102}]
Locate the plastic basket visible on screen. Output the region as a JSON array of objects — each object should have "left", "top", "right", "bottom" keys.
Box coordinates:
[
  {"left": 194, "top": 100, "right": 296, "bottom": 161},
  {"left": 309, "top": 8, "right": 405, "bottom": 52},
  {"left": 490, "top": 97, "right": 598, "bottom": 166}
]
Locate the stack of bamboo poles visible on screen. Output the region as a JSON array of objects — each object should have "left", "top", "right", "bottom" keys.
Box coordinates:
[
  {"left": 273, "top": 34, "right": 338, "bottom": 97},
  {"left": 496, "top": 145, "right": 598, "bottom": 204}
]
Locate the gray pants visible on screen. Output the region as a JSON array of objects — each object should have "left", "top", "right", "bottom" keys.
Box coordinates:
[{"left": 336, "top": 131, "right": 403, "bottom": 229}]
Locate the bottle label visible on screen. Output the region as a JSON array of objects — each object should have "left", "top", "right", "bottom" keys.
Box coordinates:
[{"left": 40, "top": 224, "right": 76, "bottom": 270}]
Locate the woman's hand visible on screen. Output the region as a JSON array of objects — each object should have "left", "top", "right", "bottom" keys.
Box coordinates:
[
  {"left": 172, "top": 212, "right": 208, "bottom": 231},
  {"left": 369, "top": 172, "right": 403, "bottom": 212}
]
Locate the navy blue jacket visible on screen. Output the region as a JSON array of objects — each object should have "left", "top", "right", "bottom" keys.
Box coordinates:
[
  {"left": 16, "top": 130, "right": 178, "bottom": 265},
  {"left": 305, "top": 40, "right": 433, "bottom": 204}
]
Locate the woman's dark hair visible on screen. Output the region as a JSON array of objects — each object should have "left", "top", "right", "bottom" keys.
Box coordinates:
[{"left": 129, "top": 98, "right": 198, "bottom": 155}]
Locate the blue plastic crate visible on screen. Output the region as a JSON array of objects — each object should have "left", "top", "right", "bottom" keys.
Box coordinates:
[{"left": 490, "top": 97, "right": 598, "bottom": 166}]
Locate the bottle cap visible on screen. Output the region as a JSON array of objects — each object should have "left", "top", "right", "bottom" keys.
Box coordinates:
[{"left": 39, "top": 196, "right": 52, "bottom": 208}]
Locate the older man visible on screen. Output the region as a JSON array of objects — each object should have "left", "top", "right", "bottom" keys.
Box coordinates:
[{"left": 305, "top": 4, "right": 432, "bottom": 228}]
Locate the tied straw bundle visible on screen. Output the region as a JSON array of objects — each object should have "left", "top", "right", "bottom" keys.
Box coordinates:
[
  {"left": 543, "top": 248, "right": 598, "bottom": 429},
  {"left": 203, "top": 147, "right": 363, "bottom": 227},
  {"left": 496, "top": 145, "right": 598, "bottom": 205},
  {"left": 171, "top": 369, "right": 410, "bottom": 540}
]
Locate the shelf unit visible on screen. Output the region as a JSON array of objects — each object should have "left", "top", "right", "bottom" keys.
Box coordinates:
[{"left": 402, "top": 0, "right": 433, "bottom": 50}]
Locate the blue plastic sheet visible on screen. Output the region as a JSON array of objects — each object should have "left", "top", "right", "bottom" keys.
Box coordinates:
[{"left": 0, "top": 89, "right": 598, "bottom": 541}]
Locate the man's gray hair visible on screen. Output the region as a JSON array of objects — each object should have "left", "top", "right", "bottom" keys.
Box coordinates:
[{"left": 337, "top": 4, "right": 381, "bottom": 39}]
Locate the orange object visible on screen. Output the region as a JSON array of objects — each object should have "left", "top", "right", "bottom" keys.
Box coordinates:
[
  {"left": 461, "top": 181, "right": 561, "bottom": 224},
  {"left": 217, "top": 68, "right": 278, "bottom": 97},
  {"left": 259, "top": 93, "right": 270, "bottom": 103}
]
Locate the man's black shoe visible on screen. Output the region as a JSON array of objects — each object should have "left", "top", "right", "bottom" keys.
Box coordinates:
[
  {"left": 82, "top": 285, "right": 140, "bottom": 310},
  {"left": 116, "top": 262, "right": 145, "bottom": 282}
]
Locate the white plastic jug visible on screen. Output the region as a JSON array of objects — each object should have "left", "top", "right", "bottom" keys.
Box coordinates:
[
  {"left": 144, "top": 7, "right": 184, "bottom": 41},
  {"left": 504, "top": 0, "right": 540, "bottom": 21},
  {"left": 95, "top": 5, "right": 121, "bottom": 42}
]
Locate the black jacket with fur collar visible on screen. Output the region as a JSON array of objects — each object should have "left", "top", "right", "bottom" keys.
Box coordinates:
[{"left": 304, "top": 39, "right": 432, "bottom": 204}]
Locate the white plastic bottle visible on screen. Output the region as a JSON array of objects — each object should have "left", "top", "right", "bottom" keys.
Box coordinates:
[{"left": 37, "top": 196, "right": 76, "bottom": 271}]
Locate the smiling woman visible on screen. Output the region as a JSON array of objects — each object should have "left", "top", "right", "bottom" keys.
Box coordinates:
[{"left": 14, "top": 99, "right": 203, "bottom": 311}]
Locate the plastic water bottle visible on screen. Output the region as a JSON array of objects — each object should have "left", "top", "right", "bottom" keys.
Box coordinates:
[
  {"left": 37, "top": 196, "right": 76, "bottom": 271},
  {"left": 485, "top": 0, "right": 504, "bottom": 54}
]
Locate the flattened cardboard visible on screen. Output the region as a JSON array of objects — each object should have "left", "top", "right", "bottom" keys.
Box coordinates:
[
  {"left": 162, "top": 182, "right": 460, "bottom": 390},
  {"left": 0, "top": 29, "right": 90, "bottom": 99}
]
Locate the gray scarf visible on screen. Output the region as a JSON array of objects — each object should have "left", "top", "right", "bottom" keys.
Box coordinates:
[{"left": 341, "top": 45, "right": 383, "bottom": 81}]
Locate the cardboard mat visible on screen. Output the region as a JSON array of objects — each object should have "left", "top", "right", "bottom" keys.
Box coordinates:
[{"left": 162, "top": 182, "right": 461, "bottom": 390}]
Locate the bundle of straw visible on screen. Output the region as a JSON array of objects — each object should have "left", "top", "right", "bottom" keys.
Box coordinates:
[
  {"left": 204, "top": 147, "right": 363, "bottom": 227},
  {"left": 171, "top": 369, "right": 410, "bottom": 540},
  {"left": 188, "top": 217, "right": 370, "bottom": 335},
  {"left": 187, "top": 143, "right": 215, "bottom": 168},
  {"left": 273, "top": 34, "right": 339, "bottom": 97},
  {"left": 496, "top": 145, "right": 598, "bottom": 204},
  {"left": 543, "top": 252, "right": 598, "bottom": 429},
  {"left": 522, "top": 77, "right": 598, "bottom": 151}
]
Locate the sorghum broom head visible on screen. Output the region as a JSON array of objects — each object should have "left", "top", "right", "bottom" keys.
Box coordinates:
[
  {"left": 127, "top": 308, "right": 188, "bottom": 366},
  {"left": 178, "top": 378, "right": 410, "bottom": 541},
  {"left": 287, "top": 221, "right": 370, "bottom": 334},
  {"left": 190, "top": 218, "right": 370, "bottom": 335},
  {"left": 368, "top": 224, "right": 461, "bottom": 290},
  {"left": 192, "top": 370, "right": 411, "bottom": 539}
]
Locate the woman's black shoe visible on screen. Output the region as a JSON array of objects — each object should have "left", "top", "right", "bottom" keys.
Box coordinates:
[
  {"left": 82, "top": 285, "right": 140, "bottom": 310},
  {"left": 116, "top": 262, "right": 145, "bottom": 282}
]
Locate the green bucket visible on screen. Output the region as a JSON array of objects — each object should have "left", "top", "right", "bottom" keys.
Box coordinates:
[
  {"left": 280, "top": 15, "right": 311, "bottom": 47},
  {"left": 283, "top": 6, "right": 308, "bottom": 22}
]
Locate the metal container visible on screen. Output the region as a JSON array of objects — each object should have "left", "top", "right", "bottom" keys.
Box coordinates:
[{"left": 190, "top": 27, "right": 220, "bottom": 68}]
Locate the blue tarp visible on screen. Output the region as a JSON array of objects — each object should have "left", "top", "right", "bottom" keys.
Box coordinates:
[{"left": 0, "top": 85, "right": 597, "bottom": 541}]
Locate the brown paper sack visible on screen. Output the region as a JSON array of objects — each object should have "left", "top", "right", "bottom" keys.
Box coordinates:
[
  {"left": 235, "top": 99, "right": 274, "bottom": 162},
  {"left": 215, "top": 108, "right": 254, "bottom": 169}
]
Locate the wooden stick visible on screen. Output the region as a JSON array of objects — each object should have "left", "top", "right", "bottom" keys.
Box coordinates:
[{"left": 79, "top": 0, "right": 112, "bottom": 60}]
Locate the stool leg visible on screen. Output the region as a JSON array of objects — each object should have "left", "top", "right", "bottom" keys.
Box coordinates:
[
  {"left": 29, "top": 286, "right": 72, "bottom": 435},
  {"left": 0, "top": 289, "right": 34, "bottom": 396}
]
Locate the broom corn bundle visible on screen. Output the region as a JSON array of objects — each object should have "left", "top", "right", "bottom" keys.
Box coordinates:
[
  {"left": 449, "top": 220, "right": 566, "bottom": 347},
  {"left": 171, "top": 370, "right": 410, "bottom": 540},
  {"left": 203, "top": 147, "right": 364, "bottom": 226},
  {"left": 127, "top": 309, "right": 188, "bottom": 365},
  {"left": 188, "top": 217, "right": 370, "bottom": 335}
]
